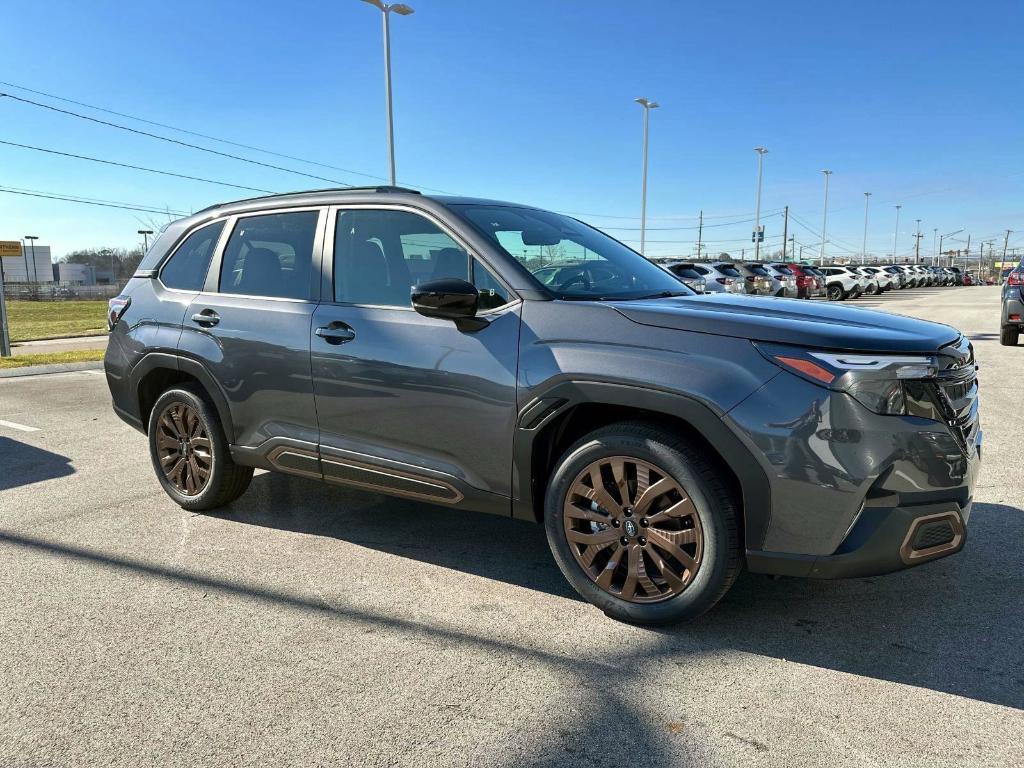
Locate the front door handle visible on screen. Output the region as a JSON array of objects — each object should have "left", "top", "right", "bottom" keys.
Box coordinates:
[
  {"left": 191, "top": 310, "right": 219, "bottom": 327},
  {"left": 315, "top": 323, "right": 356, "bottom": 345}
]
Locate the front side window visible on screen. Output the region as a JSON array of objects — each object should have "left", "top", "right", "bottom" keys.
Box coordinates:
[
  {"left": 333, "top": 209, "right": 511, "bottom": 310},
  {"left": 160, "top": 220, "right": 225, "bottom": 291},
  {"left": 219, "top": 210, "right": 319, "bottom": 299},
  {"left": 451, "top": 204, "right": 691, "bottom": 300}
]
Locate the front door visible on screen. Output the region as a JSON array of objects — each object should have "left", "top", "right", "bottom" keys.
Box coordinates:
[{"left": 310, "top": 206, "right": 520, "bottom": 507}]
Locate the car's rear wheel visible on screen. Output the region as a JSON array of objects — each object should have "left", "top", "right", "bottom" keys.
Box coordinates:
[
  {"left": 1001, "top": 326, "right": 1020, "bottom": 346},
  {"left": 827, "top": 284, "right": 845, "bottom": 301},
  {"left": 544, "top": 422, "right": 740, "bottom": 625},
  {"left": 148, "top": 384, "right": 253, "bottom": 511}
]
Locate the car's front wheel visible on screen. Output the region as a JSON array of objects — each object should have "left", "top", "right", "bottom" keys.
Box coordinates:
[
  {"left": 1001, "top": 325, "right": 1020, "bottom": 346},
  {"left": 148, "top": 384, "right": 253, "bottom": 511},
  {"left": 544, "top": 422, "right": 740, "bottom": 625}
]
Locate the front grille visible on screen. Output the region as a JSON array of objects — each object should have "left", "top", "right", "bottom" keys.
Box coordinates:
[
  {"left": 912, "top": 520, "right": 956, "bottom": 550},
  {"left": 934, "top": 337, "right": 980, "bottom": 455}
]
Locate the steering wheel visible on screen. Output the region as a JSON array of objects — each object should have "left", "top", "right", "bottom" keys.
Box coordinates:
[{"left": 556, "top": 265, "right": 593, "bottom": 292}]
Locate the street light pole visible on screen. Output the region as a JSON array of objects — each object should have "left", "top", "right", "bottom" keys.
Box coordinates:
[
  {"left": 753, "top": 147, "right": 768, "bottom": 260},
  {"left": 634, "top": 97, "right": 659, "bottom": 255},
  {"left": 818, "top": 169, "right": 832, "bottom": 266},
  {"left": 24, "top": 235, "right": 39, "bottom": 283},
  {"left": 939, "top": 229, "right": 963, "bottom": 267},
  {"left": 0, "top": 253, "right": 11, "bottom": 357},
  {"left": 914, "top": 219, "right": 922, "bottom": 264},
  {"left": 932, "top": 228, "right": 938, "bottom": 265},
  {"left": 861, "top": 192, "right": 871, "bottom": 264},
  {"left": 892, "top": 204, "right": 902, "bottom": 263},
  {"left": 362, "top": 0, "right": 415, "bottom": 187}
]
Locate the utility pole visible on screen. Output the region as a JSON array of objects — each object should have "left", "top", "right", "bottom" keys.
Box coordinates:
[
  {"left": 932, "top": 228, "right": 938, "bottom": 265},
  {"left": 24, "top": 235, "right": 39, "bottom": 282},
  {"left": 362, "top": 0, "right": 415, "bottom": 186},
  {"left": 696, "top": 209, "right": 703, "bottom": 259},
  {"left": 913, "top": 220, "right": 923, "bottom": 264},
  {"left": 892, "top": 204, "right": 902, "bottom": 263},
  {"left": 861, "top": 192, "right": 871, "bottom": 264},
  {"left": 0, "top": 253, "right": 11, "bottom": 357},
  {"left": 781, "top": 205, "right": 789, "bottom": 261},
  {"left": 788, "top": 235, "right": 795, "bottom": 261},
  {"left": 753, "top": 147, "right": 768, "bottom": 260},
  {"left": 634, "top": 98, "right": 659, "bottom": 255},
  {"left": 1002, "top": 229, "right": 1013, "bottom": 264},
  {"left": 819, "top": 169, "right": 832, "bottom": 265},
  {"left": 965, "top": 233, "right": 971, "bottom": 274}
]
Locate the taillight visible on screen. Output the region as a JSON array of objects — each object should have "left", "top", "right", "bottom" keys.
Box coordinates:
[
  {"left": 108, "top": 296, "right": 131, "bottom": 330},
  {"left": 1008, "top": 271, "right": 1024, "bottom": 286},
  {"left": 716, "top": 277, "right": 734, "bottom": 285}
]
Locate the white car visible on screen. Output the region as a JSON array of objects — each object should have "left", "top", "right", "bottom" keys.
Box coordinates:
[
  {"left": 861, "top": 266, "right": 895, "bottom": 291},
  {"left": 819, "top": 266, "right": 864, "bottom": 301}
]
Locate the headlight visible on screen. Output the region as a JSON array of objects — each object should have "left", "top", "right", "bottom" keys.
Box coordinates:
[{"left": 754, "top": 342, "right": 939, "bottom": 416}]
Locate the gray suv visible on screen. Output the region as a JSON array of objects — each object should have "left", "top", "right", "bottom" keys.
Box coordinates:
[{"left": 105, "top": 187, "right": 982, "bottom": 624}]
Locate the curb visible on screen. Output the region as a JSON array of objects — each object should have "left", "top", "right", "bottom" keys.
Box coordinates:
[{"left": 0, "top": 361, "right": 104, "bottom": 379}]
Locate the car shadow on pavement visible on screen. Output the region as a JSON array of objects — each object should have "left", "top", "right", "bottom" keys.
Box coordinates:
[
  {"left": 217, "top": 474, "right": 1024, "bottom": 710},
  {"left": 0, "top": 436, "right": 75, "bottom": 491}
]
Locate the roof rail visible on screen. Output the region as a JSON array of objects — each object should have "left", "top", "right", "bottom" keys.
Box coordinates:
[{"left": 194, "top": 185, "right": 422, "bottom": 216}]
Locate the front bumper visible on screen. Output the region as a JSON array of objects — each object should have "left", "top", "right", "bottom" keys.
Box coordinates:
[{"left": 726, "top": 369, "right": 981, "bottom": 579}]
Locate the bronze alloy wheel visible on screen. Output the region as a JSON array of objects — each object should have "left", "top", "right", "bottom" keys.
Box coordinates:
[
  {"left": 155, "top": 402, "right": 212, "bottom": 496},
  {"left": 562, "top": 456, "right": 703, "bottom": 603}
]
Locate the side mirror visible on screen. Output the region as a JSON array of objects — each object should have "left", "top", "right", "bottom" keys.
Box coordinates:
[{"left": 411, "top": 278, "right": 489, "bottom": 330}]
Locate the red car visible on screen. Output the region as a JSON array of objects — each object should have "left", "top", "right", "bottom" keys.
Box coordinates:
[
  {"left": 786, "top": 263, "right": 824, "bottom": 299},
  {"left": 963, "top": 273, "right": 974, "bottom": 286}
]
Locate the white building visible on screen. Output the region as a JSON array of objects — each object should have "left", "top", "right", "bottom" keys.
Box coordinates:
[
  {"left": 0, "top": 244, "right": 53, "bottom": 283},
  {"left": 54, "top": 262, "right": 97, "bottom": 285}
]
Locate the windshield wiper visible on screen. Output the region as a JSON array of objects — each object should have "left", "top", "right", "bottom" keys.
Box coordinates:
[{"left": 631, "top": 290, "right": 691, "bottom": 300}]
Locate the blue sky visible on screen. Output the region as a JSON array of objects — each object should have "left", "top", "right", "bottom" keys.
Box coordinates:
[{"left": 1, "top": 0, "right": 1022, "bottom": 261}]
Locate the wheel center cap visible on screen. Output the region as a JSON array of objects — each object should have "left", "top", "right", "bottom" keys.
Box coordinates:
[{"left": 623, "top": 519, "right": 639, "bottom": 538}]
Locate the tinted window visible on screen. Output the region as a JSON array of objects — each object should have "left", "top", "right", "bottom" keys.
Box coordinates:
[
  {"left": 334, "top": 209, "right": 511, "bottom": 310},
  {"left": 219, "top": 211, "right": 318, "bottom": 299},
  {"left": 716, "top": 264, "right": 742, "bottom": 277},
  {"left": 772, "top": 265, "right": 794, "bottom": 275},
  {"left": 693, "top": 265, "right": 710, "bottom": 275},
  {"left": 160, "top": 221, "right": 224, "bottom": 291},
  {"left": 669, "top": 265, "right": 702, "bottom": 279},
  {"left": 749, "top": 265, "right": 770, "bottom": 276}
]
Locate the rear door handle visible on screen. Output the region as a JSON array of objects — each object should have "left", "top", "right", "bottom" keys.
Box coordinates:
[
  {"left": 191, "top": 310, "right": 219, "bottom": 327},
  {"left": 315, "top": 324, "right": 355, "bottom": 344}
]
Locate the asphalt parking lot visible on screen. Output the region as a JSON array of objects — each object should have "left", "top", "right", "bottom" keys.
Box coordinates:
[{"left": 1, "top": 285, "right": 1021, "bottom": 767}]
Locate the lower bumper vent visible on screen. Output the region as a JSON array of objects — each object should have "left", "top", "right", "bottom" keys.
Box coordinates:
[{"left": 900, "top": 510, "right": 965, "bottom": 564}]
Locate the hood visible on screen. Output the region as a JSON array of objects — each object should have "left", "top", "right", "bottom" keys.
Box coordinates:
[{"left": 611, "top": 294, "right": 961, "bottom": 353}]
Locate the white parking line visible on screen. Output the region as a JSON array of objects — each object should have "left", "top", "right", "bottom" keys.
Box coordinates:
[{"left": 0, "top": 419, "right": 40, "bottom": 432}]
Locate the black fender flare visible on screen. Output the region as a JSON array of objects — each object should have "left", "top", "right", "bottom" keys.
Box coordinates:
[
  {"left": 511, "top": 379, "right": 772, "bottom": 549},
  {"left": 128, "top": 352, "right": 236, "bottom": 443}
]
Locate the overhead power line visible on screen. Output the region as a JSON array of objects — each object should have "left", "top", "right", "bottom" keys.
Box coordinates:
[
  {"left": 0, "top": 139, "right": 276, "bottom": 194},
  {"left": 0, "top": 91, "right": 353, "bottom": 188},
  {"left": 0, "top": 185, "right": 190, "bottom": 216}
]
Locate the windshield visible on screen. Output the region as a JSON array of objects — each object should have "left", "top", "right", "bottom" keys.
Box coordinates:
[{"left": 451, "top": 204, "right": 692, "bottom": 299}]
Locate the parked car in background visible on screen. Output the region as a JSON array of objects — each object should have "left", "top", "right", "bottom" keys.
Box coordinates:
[
  {"left": 786, "top": 263, "right": 824, "bottom": 299},
  {"left": 690, "top": 261, "right": 746, "bottom": 294},
  {"left": 861, "top": 266, "right": 895, "bottom": 292},
  {"left": 735, "top": 262, "right": 775, "bottom": 295},
  {"left": 963, "top": 272, "right": 975, "bottom": 286},
  {"left": 660, "top": 262, "right": 707, "bottom": 293},
  {"left": 949, "top": 266, "right": 964, "bottom": 285},
  {"left": 999, "top": 268, "right": 1013, "bottom": 285},
  {"left": 849, "top": 266, "right": 881, "bottom": 295},
  {"left": 761, "top": 262, "right": 798, "bottom": 297},
  {"left": 1000, "top": 263, "right": 1023, "bottom": 345},
  {"left": 819, "top": 266, "right": 863, "bottom": 301},
  {"left": 883, "top": 265, "right": 908, "bottom": 289}
]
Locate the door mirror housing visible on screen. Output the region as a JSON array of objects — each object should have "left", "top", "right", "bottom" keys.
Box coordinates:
[{"left": 411, "top": 278, "right": 489, "bottom": 330}]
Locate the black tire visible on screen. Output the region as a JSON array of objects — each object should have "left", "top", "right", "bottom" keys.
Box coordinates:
[
  {"left": 147, "top": 384, "right": 253, "bottom": 511},
  {"left": 1001, "top": 326, "right": 1020, "bottom": 346},
  {"left": 544, "top": 421, "right": 741, "bottom": 625},
  {"left": 827, "top": 284, "right": 845, "bottom": 301}
]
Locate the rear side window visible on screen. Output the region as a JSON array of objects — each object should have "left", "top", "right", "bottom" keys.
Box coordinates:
[
  {"left": 219, "top": 210, "right": 319, "bottom": 299},
  {"left": 160, "top": 221, "right": 224, "bottom": 291}
]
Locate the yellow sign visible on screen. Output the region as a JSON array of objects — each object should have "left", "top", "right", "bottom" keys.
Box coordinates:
[{"left": 0, "top": 241, "right": 22, "bottom": 258}]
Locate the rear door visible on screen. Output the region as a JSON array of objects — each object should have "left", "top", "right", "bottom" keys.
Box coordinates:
[
  {"left": 310, "top": 204, "right": 520, "bottom": 505},
  {"left": 178, "top": 207, "right": 325, "bottom": 450}
]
